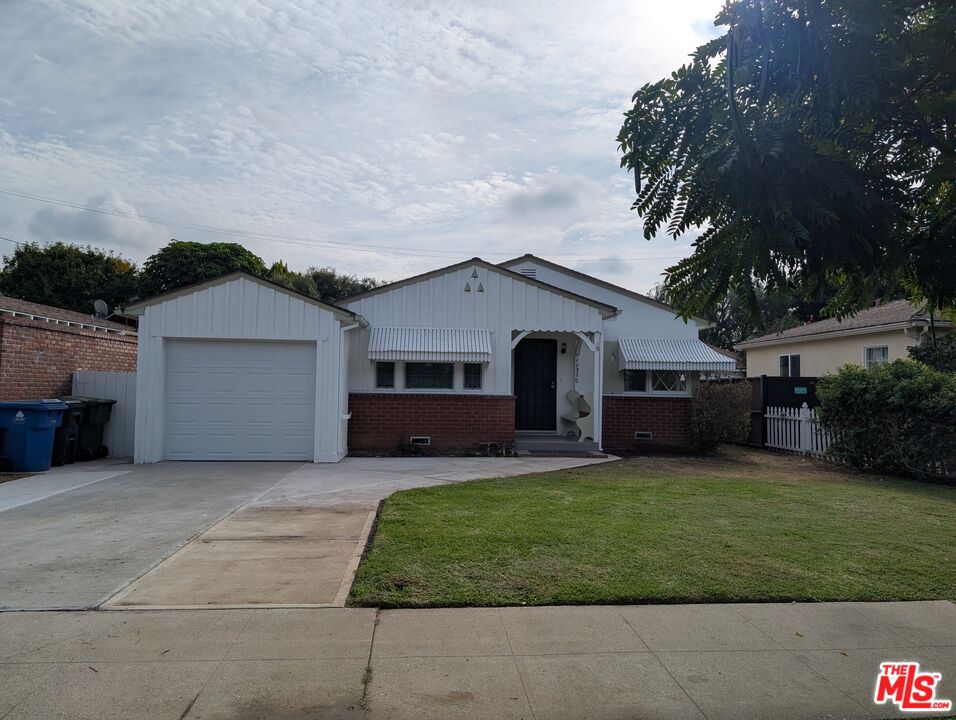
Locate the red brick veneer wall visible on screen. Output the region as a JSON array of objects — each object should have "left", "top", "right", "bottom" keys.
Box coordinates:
[
  {"left": 0, "top": 316, "right": 137, "bottom": 400},
  {"left": 348, "top": 393, "right": 516, "bottom": 452},
  {"left": 602, "top": 395, "right": 693, "bottom": 452}
]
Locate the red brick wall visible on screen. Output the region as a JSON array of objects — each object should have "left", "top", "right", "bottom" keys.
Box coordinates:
[
  {"left": 0, "top": 317, "right": 137, "bottom": 400},
  {"left": 348, "top": 393, "right": 515, "bottom": 452},
  {"left": 602, "top": 395, "right": 693, "bottom": 452}
]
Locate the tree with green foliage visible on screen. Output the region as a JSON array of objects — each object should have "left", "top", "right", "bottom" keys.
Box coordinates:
[
  {"left": 266, "top": 261, "right": 319, "bottom": 298},
  {"left": 618, "top": 0, "right": 955, "bottom": 322},
  {"left": 0, "top": 242, "right": 139, "bottom": 314},
  {"left": 138, "top": 240, "right": 268, "bottom": 297},
  {"left": 908, "top": 333, "right": 956, "bottom": 373},
  {"left": 305, "top": 266, "right": 379, "bottom": 302}
]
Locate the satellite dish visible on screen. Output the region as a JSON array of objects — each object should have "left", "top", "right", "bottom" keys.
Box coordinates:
[{"left": 93, "top": 299, "right": 109, "bottom": 319}]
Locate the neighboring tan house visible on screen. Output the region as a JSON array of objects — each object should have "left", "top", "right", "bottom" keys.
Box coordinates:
[
  {"left": 0, "top": 295, "right": 137, "bottom": 400},
  {"left": 124, "top": 257, "right": 734, "bottom": 463},
  {"left": 735, "top": 299, "right": 951, "bottom": 378}
]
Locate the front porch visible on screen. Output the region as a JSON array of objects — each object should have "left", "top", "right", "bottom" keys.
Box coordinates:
[
  {"left": 514, "top": 432, "right": 601, "bottom": 455},
  {"left": 511, "top": 329, "right": 604, "bottom": 450}
]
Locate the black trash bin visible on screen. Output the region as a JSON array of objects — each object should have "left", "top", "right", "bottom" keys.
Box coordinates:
[
  {"left": 60, "top": 396, "right": 117, "bottom": 460},
  {"left": 51, "top": 398, "right": 85, "bottom": 466}
]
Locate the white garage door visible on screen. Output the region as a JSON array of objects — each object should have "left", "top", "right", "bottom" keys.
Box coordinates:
[{"left": 164, "top": 339, "right": 316, "bottom": 461}]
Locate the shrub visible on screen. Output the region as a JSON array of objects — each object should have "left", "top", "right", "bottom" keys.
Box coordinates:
[
  {"left": 816, "top": 360, "right": 956, "bottom": 479},
  {"left": 908, "top": 333, "right": 956, "bottom": 373},
  {"left": 691, "top": 380, "right": 751, "bottom": 451}
]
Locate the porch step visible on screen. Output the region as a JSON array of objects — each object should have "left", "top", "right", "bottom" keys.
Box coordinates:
[{"left": 514, "top": 435, "right": 599, "bottom": 454}]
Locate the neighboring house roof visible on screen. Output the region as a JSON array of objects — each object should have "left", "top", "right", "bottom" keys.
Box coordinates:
[
  {"left": 498, "top": 254, "right": 709, "bottom": 326},
  {"left": 339, "top": 257, "right": 618, "bottom": 317},
  {"left": 706, "top": 343, "right": 746, "bottom": 371},
  {"left": 0, "top": 294, "right": 133, "bottom": 334},
  {"left": 735, "top": 299, "right": 950, "bottom": 350},
  {"left": 617, "top": 338, "right": 738, "bottom": 371},
  {"left": 368, "top": 327, "right": 493, "bottom": 362},
  {"left": 121, "top": 271, "right": 358, "bottom": 322}
]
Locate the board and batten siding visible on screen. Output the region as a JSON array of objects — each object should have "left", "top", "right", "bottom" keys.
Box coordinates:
[
  {"left": 505, "top": 259, "right": 703, "bottom": 396},
  {"left": 343, "top": 263, "right": 606, "bottom": 394},
  {"left": 133, "top": 276, "right": 348, "bottom": 463}
]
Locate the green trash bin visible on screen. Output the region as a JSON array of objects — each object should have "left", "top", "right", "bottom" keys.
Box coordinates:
[
  {"left": 51, "top": 398, "right": 85, "bottom": 466},
  {"left": 59, "top": 396, "right": 117, "bottom": 460}
]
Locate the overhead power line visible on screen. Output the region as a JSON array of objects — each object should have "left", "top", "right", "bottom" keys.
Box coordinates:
[{"left": 0, "top": 187, "right": 691, "bottom": 263}]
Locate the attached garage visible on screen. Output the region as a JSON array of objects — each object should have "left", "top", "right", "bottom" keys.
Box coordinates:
[
  {"left": 164, "top": 339, "right": 317, "bottom": 461},
  {"left": 125, "top": 273, "right": 362, "bottom": 463}
]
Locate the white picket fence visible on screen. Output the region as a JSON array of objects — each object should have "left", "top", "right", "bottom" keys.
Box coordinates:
[
  {"left": 72, "top": 371, "right": 137, "bottom": 457},
  {"left": 765, "top": 402, "right": 832, "bottom": 456}
]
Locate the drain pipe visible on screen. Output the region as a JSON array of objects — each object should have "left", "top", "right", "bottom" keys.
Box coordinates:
[{"left": 338, "top": 316, "right": 367, "bottom": 459}]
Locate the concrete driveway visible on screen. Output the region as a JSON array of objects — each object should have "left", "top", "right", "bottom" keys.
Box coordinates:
[
  {"left": 0, "top": 461, "right": 301, "bottom": 610},
  {"left": 0, "top": 456, "right": 609, "bottom": 611}
]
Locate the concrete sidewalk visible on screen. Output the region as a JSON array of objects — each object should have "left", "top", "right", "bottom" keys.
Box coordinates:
[{"left": 2, "top": 600, "right": 953, "bottom": 719}]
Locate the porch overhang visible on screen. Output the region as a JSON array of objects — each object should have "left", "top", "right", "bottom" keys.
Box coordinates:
[
  {"left": 368, "top": 327, "right": 492, "bottom": 362},
  {"left": 618, "top": 338, "right": 737, "bottom": 371}
]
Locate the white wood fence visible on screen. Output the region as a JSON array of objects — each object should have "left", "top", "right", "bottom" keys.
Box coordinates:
[
  {"left": 765, "top": 402, "right": 832, "bottom": 456},
  {"left": 72, "top": 371, "right": 136, "bottom": 457}
]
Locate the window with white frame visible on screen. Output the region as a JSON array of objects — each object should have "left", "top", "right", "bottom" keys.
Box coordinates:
[
  {"left": 651, "top": 370, "right": 687, "bottom": 393},
  {"left": 623, "top": 369, "right": 646, "bottom": 392},
  {"left": 405, "top": 362, "right": 454, "bottom": 389},
  {"left": 622, "top": 369, "right": 689, "bottom": 394},
  {"left": 463, "top": 363, "right": 482, "bottom": 390},
  {"left": 864, "top": 345, "right": 889, "bottom": 369},
  {"left": 375, "top": 362, "right": 395, "bottom": 389},
  {"left": 779, "top": 354, "right": 801, "bottom": 377}
]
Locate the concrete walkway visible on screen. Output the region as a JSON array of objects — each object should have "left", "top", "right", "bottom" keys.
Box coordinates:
[
  {"left": 0, "top": 459, "right": 131, "bottom": 513},
  {"left": 104, "top": 456, "right": 611, "bottom": 610},
  {"left": 1, "top": 601, "right": 953, "bottom": 719}
]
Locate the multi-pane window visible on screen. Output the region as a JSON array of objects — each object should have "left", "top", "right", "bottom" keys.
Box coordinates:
[
  {"left": 779, "top": 354, "right": 801, "bottom": 377},
  {"left": 375, "top": 362, "right": 395, "bottom": 389},
  {"left": 623, "top": 369, "right": 688, "bottom": 393},
  {"left": 864, "top": 346, "right": 889, "bottom": 370},
  {"left": 623, "top": 369, "right": 646, "bottom": 392},
  {"left": 650, "top": 370, "right": 687, "bottom": 392},
  {"left": 463, "top": 363, "right": 482, "bottom": 390},
  {"left": 405, "top": 362, "right": 454, "bottom": 389}
]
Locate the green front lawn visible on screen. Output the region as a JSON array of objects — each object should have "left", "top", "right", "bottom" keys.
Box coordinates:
[{"left": 349, "top": 448, "right": 956, "bottom": 607}]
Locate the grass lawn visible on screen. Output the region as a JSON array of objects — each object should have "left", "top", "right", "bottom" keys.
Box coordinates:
[{"left": 348, "top": 447, "right": 956, "bottom": 607}]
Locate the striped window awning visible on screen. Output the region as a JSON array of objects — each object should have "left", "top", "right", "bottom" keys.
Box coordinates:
[
  {"left": 368, "top": 327, "right": 492, "bottom": 362},
  {"left": 618, "top": 338, "right": 736, "bottom": 371}
]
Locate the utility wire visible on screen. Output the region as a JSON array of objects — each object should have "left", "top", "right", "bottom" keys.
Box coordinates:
[{"left": 0, "top": 187, "right": 691, "bottom": 263}]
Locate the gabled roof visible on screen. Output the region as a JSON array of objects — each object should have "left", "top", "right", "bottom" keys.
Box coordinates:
[
  {"left": 0, "top": 294, "right": 132, "bottom": 333},
  {"left": 735, "top": 299, "right": 950, "bottom": 349},
  {"left": 498, "top": 254, "right": 708, "bottom": 326},
  {"left": 122, "top": 271, "right": 358, "bottom": 321},
  {"left": 338, "top": 257, "right": 618, "bottom": 317}
]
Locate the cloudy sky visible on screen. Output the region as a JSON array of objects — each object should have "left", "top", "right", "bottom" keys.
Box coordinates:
[{"left": 1, "top": 0, "right": 721, "bottom": 292}]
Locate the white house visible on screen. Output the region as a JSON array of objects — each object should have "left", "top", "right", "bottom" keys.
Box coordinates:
[{"left": 126, "top": 256, "right": 734, "bottom": 463}]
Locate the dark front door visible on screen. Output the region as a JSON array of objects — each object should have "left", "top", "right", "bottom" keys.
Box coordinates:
[{"left": 514, "top": 338, "right": 557, "bottom": 431}]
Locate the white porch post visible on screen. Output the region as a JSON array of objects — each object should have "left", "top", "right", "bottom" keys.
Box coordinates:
[{"left": 593, "top": 330, "right": 603, "bottom": 450}]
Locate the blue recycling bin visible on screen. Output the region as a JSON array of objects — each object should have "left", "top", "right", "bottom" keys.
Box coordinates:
[{"left": 0, "top": 400, "right": 68, "bottom": 472}]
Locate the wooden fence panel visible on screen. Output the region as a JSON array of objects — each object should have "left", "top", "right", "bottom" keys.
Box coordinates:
[{"left": 72, "top": 371, "right": 136, "bottom": 457}]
